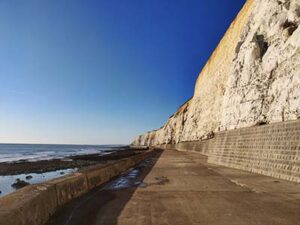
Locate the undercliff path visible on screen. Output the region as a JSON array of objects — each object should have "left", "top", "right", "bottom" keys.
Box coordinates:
[{"left": 47, "top": 149, "right": 300, "bottom": 225}]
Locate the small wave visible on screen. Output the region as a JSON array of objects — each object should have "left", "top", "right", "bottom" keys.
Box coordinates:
[{"left": 0, "top": 144, "right": 124, "bottom": 163}]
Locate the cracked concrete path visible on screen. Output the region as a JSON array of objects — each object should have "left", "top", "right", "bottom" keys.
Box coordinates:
[{"left": 47, "top": 149, "right": 300, "bottom": 225}]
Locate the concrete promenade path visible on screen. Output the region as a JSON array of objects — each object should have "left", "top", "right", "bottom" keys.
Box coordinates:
[{"left": 47, "top": 149, "right": 300, "bottom": 225}]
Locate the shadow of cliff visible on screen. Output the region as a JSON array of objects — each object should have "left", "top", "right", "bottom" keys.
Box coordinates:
[{"left": 46, "top": 149, "right": 164, "bottom": 225}]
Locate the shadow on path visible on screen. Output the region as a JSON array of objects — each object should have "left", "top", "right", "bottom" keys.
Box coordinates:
[{"left": 46, "top": 149, "right": 163, "bottom": 225}]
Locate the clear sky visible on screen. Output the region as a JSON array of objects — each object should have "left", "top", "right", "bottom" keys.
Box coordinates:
[{"left": 0, "top": 0, "right": 246, "bottom": 145}]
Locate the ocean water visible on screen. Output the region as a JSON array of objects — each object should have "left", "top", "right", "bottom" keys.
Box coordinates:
[
  {"left": 0, "top": 143, "right": 124, "bottom": 163},
  {"left": 0, "top": 168, "right": 77, "bottom": 196}
]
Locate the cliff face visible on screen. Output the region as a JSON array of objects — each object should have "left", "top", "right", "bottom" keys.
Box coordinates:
[{"left": 133, "top": 0, "right": 300, "bottom": 146}]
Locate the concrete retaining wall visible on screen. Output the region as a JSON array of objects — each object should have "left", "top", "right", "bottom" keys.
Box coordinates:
[
  {"left": 0, "top": 150, "right": 154, "bottom": 225},
  {"left": 47, "top": 172, "right": 89, "bottom": 206},
  {"left": 0, "top": 184, "right": 57, "bottom": 225},
  {"left": 157, "top": 120, "right": 300, "bottom": 183},
  {"left": 158, "top": 140, "right": 212, "bottom": 156}
]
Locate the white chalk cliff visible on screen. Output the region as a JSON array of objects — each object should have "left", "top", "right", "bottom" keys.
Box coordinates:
[{"left": 133, "top": 0, "right": 300, "bottom": 146}]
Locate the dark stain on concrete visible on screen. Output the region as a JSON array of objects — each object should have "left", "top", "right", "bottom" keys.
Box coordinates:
[{"left": 46, "top": 150, "right": 163, "bottom": 225}]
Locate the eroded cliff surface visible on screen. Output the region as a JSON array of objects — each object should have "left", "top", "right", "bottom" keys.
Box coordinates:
[
  {"left": 221, "top": 0, "right": 300, "bottom": 130},
  {"left": 133, "top": 0, "right": 300, "bottom": 146}
]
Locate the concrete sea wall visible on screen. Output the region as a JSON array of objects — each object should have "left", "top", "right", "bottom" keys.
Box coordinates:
[
  {"left": 0, "top": 151, "right": 154, "bottom": 225},
  {"left": 157, "top": 120, "right": 300, "bottom": 183}
]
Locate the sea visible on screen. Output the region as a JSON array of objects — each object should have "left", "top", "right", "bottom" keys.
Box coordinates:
[
  {"left": 0, "top": 143, "right": 124, "bottom": 163},
  {"left": 0, "top": 143, "right": 125, "bottom": 196}
]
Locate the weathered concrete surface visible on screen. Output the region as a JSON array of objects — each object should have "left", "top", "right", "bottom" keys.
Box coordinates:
[
  {"left": 156, "top": 119, "right": 300, "bottom": 183},
  {"left": 0, "top": 151, "right": 154, "bottom": 225},
  {"left": 46, "top": 149, "right": 300, "bottom": 225},
  {"left": 0, "top": 183, "right": 57, "bottom": 225},
  {"left": 46, "top": 172, "right": 89, "bottom": 206}
]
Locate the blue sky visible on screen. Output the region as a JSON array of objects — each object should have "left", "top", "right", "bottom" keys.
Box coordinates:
[{"left": 0, "top": 0, "right": 246, "bottom": 144}]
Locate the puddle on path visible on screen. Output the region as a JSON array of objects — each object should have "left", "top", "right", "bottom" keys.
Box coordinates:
[{"left": 102, "top": 157, "right": 170, "bottom": 190}]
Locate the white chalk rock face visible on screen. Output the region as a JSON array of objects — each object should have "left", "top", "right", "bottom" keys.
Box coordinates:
[
  {"left": 221, "top": 0, "right": 300, "bottom": 130},
  {"left": 132, "top": 0, "right": 300, "bottom": 146}
]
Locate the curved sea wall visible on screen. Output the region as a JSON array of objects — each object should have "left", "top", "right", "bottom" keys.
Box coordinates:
[
  {"left": 0, "top": 151, "right": 154, "bottom": 225},
  {"left": 132, "top": 0, "right": 300, "bottom": 182},
  {"left": 132, "top": 0, "right": 300, "bottom": 146},
  {"left": 157, "top": 120, "right": 300, "bottom": 183}
]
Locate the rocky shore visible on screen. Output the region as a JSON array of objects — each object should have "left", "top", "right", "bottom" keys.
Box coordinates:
[{"left": 0, "top": 147, "right": 144, "bottom": 176}]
